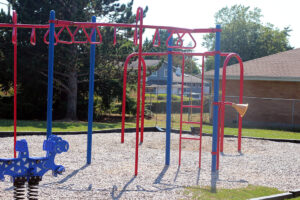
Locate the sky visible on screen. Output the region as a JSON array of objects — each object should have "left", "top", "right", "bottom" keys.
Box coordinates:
[
  {"left": 129, "top": 0, "right": 300, "bottom": 53},
  {"left": 0, "top": 0, "right": 298, "bottom": 53}
]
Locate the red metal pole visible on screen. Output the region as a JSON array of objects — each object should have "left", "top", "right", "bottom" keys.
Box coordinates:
[
  {"left": 178, "top": 55, "right": 185, "bottom": 166},
  {"left": 121, "top": 59, "right": 128, "bottom": 143},
  {"left": 221, "top": 53, "right": 244, "bottom": 152},
  {"left": 12, "top": 11, "right": 17, "bottom": 158},
  {"left": 121, "top": 54, "right": 146, "bottom": 144},
  {"left": 140, "top": 58, "right": 147, "bottom": 143},
  {"left": 134, "top": 7, "right": 143, "bottom": 176},
  {"left": 238, "top": 58, "right": 244, "bottom": 152},
  {"left": 199, "top": 56, "right": 205, "bottom": 168},
  {"left": 220, "top": 59, "right": 227, "bottom": 153}
]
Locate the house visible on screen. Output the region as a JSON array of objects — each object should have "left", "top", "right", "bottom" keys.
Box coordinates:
[
  {"left": 128, "top": 59, "right": 209, "bottom": 97},
  {"left": 206, "top": 48, "right": 300, "bottom": 130},
  {"left": 146, "top": 62, "right": 209, "bottom": 96}
]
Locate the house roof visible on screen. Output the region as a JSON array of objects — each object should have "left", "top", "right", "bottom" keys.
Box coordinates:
[
  {"left": 128, "top": 59, "right": 161, "bottom": 69},
  {"left": 173, "top": 72, "right": 203, "bottom": 83},
  {"left": 206, "top": 48, "right": 300, "bottom": 82},
  {"left": 128, "top": 59, "right": 207, "bottom": 84}
]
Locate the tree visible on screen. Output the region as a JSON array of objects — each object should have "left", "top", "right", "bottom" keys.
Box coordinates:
[
  {"left": 202, "top": 5, "right": 293, "bottom": 71},
  {"left": 2, "top": 0, "right": 147, "bottom": 120}
]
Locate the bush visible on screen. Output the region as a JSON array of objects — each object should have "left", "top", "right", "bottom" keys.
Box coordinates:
[
  {"left": 157, "top": 94, "right": 167, "bottom": 100},
  {"left": 171, "top": 95, "right": 181, "bottom": 101}
]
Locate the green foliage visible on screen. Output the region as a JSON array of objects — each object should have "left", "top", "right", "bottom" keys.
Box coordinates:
[
  {"left": 0, "top": 0, "right": 147, "bottom": 120},
  {"left": 171, "top": 95, "right": 180, "bottom": 101},
  {"left": 203, "top": 5, "right": 293, "bottom": 71},
  {"left": 145, "top": 93, "right": 189, "bottom": 102},
  {"left": 157, "top": 94, "right": 167, "bottom": 100},
  {"left": 124, "top": 95, "right": 136, "bottom": 115}
]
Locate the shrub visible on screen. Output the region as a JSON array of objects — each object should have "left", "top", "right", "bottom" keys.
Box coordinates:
[{"left": 157, "top": 94, "right": 167, "bottom": 100}]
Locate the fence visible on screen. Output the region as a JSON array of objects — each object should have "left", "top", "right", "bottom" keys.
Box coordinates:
[
  {"left": 223, "top": 96, "right": 300, "bottom": 130},
  {"left": 145, "top": 88, "right": 300, "bottom": 131}
]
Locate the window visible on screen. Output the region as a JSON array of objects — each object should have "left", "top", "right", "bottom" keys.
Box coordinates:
[
  {"left": 151, "top": 71, "right": 157, "bottom": 76},
  {"left": 164, "top": 68, "right": 168, "bottom": 77}
]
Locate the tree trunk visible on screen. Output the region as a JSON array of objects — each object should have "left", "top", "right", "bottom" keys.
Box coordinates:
[{"left": 65, "top": 70, "right": 78, "bottom": 120}]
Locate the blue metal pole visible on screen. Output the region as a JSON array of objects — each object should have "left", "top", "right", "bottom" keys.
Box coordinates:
[
  {"left": 87, "top": 16, "right": 96, "bottom": 164},
  {"left": 165, "top": 33, "right": 173, "bottom": 165},
  {"left": 46, "top": 10, "right": 55, "bottom": 139},
  {"left": 211, "top": 25, "right": 221, "bottom": 172}
]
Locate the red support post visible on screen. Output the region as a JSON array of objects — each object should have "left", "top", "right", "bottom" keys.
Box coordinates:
[
  {"left": 220, "top": 53, "right": 244, "bottom": 153},
  {"left": 121, "top": 55, "right": 133, "bottom": 143},
  {"left": 121, "top": 54, "right": 146, "bottom": 144},
  {"left": 199, "top": 56, "right": 205, "bottom": 168},
  {"left": 178, "top": 55, "right": 185, "bottom": 166},
  {"left": 140, "top": 57, "right": 147, "bottom": 143},
  {"left": 134, "top": 7, "right": 143, "bottom": 176}
]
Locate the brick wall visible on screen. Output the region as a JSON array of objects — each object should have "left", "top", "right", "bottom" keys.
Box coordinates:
[{"left": 211, "top": 80, "right": 300, "bottom": 129}]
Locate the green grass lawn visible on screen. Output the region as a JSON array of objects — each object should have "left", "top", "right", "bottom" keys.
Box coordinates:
[
  {"left": 145, "top": 113, "right": 300, "bottom": 140},
  {"left": 1, "top": 116, "right": 300, "bottom": 140},
  {"left": 0, "top": 119, "right": 135, "bottom": 132},
  {"left": 183, "top": 185, "right": 283, "bottom": 200}
]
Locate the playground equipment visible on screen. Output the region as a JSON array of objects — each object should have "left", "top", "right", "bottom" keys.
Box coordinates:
[
  {"left": 178, "top": 56, "right": 205, "bottom": 168},
  {"left": 0, "top": 135, "right": 69, "bottom": 199},
  {"left": 120, "top": 9, "right": 248, "bottom": 176},
  {"left": 0, "top": 6, "right": 247, "bottom": 186}
]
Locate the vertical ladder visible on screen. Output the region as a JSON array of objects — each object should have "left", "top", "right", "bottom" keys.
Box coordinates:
[{"left": 179, "top": 56, "right": 205, "bottom": 168}]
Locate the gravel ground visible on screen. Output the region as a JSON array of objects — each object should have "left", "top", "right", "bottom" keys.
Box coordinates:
[{"left": 0, "top": 132, "right": 299, "bottom": 199}]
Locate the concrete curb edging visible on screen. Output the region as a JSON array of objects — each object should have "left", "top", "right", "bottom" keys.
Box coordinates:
[{"left": 249, "top": 189, "right": 300, "bottom": 200}]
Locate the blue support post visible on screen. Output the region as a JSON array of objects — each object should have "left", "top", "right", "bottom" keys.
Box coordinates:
[
  {"left": 46, "top": 10, "right": 55, "bottom": 139},
  {"left": 165, "top": 34, "right": 173, "bottom": 165},
  {"left": 211, "top": 25, "right": 221, "bottom": 175},
  {"left": 87, "top": 16, "right": 96, "bottom": 164}
]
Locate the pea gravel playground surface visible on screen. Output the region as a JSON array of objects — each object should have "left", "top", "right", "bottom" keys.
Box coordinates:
[{"left": 0, "top": 132, "right": 299, "bottom": 199}]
